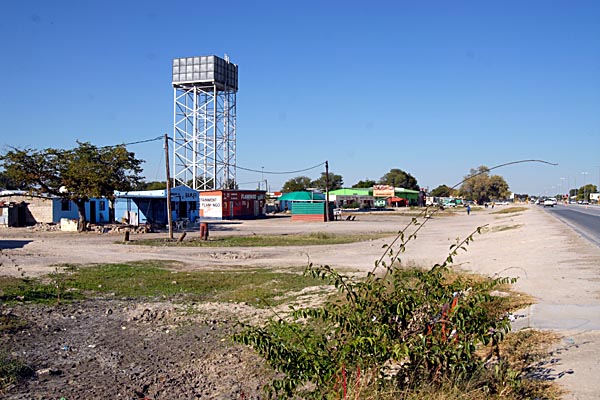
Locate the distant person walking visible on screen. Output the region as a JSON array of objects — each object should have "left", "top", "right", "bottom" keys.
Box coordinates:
[{"left": 466, "top": 204, "right": 471, "bottom": 215}]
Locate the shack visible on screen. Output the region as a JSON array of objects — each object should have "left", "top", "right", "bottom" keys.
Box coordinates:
[
  {"left": 277, "top": 191, "right": 334, "bottom": 222},
  {"left": 199, "top": 190, "right": 266, "bottom": 220},
  {"left": 277, "top": 191, "right": 325, "bottom": 212},
  {"left": 114, "top": 186, "right": 199, "bottom": 226},
  {"left": 0, "top": 201, "right": 24, "bottom": 227},
  {"left": 0, "top": 191, "right": 109, "bottom": 225},
  {"left": 372, "top": 186, "right": 420, "bottom": 208},
  {"left": 328, "top": 188, "right": 373, "bottom": 209}
]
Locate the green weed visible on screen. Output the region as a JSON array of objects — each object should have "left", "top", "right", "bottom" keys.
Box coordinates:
[
  {"left": 0, "top": 261, "right": 325, "bottom": 307},
  {"left": 0, "top": 275, "right": 79, "bottom": 304},
  {"left": 129, "top": 232, "right": 393, "bottom": 247},
  {"left": 0, "top": 354, "right": 33, "bottom": 395},
  {"left": 233, "top": 209, "right": 556, "bottom": 399}
]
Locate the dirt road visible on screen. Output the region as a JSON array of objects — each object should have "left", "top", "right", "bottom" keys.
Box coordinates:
[{"left": 1, "top": 205, "right": 599, "bottom": 399}]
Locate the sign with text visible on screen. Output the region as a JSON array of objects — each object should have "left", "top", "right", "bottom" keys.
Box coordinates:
[
  {"left": 200, "top": 195, "right": 222, "bottom": 218},
  {"left": 373, "top": 185, "right": 395, "bottom": 197}
]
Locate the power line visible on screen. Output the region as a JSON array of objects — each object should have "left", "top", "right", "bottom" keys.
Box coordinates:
[
  {"left": 100, "top": 136, "right": 164, "bottom": 149},
  {"left": 450, "top": 159, "right": 558, "bottom": 190},
  {"left": 235, "top": 161, "right": 326, "bottom": 175}
]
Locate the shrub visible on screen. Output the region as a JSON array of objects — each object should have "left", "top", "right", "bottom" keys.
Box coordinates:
[{"left": 235, "top": 218, "right": 519, "bottom": 399}]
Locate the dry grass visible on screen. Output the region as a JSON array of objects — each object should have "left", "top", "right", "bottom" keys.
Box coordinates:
[{"left": 491, "top": 207, "right": 528, "bottom": 215}]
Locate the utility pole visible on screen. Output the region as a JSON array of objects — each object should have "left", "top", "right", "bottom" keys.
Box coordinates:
[
  {"left": 325, "top": 160, "right": 330, "bottom": 222},
  {"left": 165, "top": 134, "right": 173, "bottom": 240},
  {"left": 582, "top": 172, "right": 589, "bottom": 201}
]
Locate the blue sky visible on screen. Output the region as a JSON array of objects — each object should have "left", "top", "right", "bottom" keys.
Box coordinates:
[{"left": 1, "top": 1, "right": 599, "bottom": 196}]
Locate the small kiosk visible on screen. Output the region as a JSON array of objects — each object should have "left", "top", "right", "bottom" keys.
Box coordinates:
[
  {"left": 199, "top": 190, "right": 266, "bottom": 220},
  {"left": 114, "top": 186, "right": 199, "bottom": 226}
]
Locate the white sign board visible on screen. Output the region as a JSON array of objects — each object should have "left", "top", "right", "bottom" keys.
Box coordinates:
[{"left": 200, "top": 195, "right": 222, "bottom": 218}]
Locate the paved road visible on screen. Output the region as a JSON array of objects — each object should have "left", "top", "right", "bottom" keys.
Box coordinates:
[{"left": 543, "top": 204, "right": 600, "bottom": 248}]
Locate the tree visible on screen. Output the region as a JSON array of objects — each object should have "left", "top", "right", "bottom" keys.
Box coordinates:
[
  {"left": 282, "top": 176, "right": 312, "bottom": 193},
  {"left": 352, "top": 179, "right": 376, "bottom": 188},
  {"left": 488, "top": 175, "right": 510, "bottom": 199},
  {"left": 0, "top": 170, "right": 26, "bottom": 190},
  {"left": 577, "top": 184, "right": 597, "bottom": 201},
  {"left": 430, "top": 184, "right": 455, "bottom": 197},
  {"left": 136, "top": 181, "right": 166, "bottom": 190},
  {"left": 310, "top": 172, "right": 343, "bottom": 191},
  {"left": 459, "top": 166, "right": 510, "bottom": 203},
  {"left": 379, "top": 168, "right": 419, "bottom": 190},
  {"left": 1, "top": 142, "right": 144, "bottom": 231}
]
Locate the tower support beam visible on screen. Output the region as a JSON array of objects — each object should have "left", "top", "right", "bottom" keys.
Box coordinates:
[{"left": 172, "top": 55, "right": 238, "bottom": 190}]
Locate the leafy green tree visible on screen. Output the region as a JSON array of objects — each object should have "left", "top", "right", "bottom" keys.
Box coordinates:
[
  {"left": 0, "top": 142, "right": 144, "bottom": 231},
  {"left": 282, "top": 176, "right": 312, "bottom": 192},
  {"left": 379, "top": 168, "right": 419, "bottom": 190},
  {"left": 352, "top": 179, "right": 376, "bottom": 188},
  {"left": 135, "top": 181, "right": 166, "bottom": 190},
  {"left": 459, "top": 166, "right": 510, "bottom": 202},
  {"left": 577, "top": 184, "right": 597, "bottom": 201},
  {"left": 430, "top": 184, "right": 455, "bottom": 197},
  {"left": 310, "top": 172, "right": 343, "bottom": 191},
  {"left": 0, "top": 170, "right": 26, "bottom": 190},
  {"left": 488, "top": 175, "right": 510, "bottom": 199}
]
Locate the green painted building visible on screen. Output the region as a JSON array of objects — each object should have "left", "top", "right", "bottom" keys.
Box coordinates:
[
  {"left": 330, "top": 187, "right": 420, "bottom": 208},
  {"left": 329, "top": 188, "right": 373, "bottom": 209}
]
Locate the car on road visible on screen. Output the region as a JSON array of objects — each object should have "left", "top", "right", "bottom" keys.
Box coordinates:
[{"left": 544, "top": 198, "right": 556, "bottom": 207}]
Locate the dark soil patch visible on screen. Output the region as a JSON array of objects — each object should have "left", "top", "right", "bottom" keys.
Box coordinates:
[{"left": 1, "top": 299, "right": 271, "bottom": 399}]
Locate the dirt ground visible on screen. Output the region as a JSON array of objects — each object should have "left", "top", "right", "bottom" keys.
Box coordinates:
[{"left": 1, "top": 205, "right": 600, "bottom": 399}]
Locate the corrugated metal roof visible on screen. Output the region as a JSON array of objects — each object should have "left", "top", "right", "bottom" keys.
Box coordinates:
[
  {"left": 329, "top": 188, "right": 372, "bottom": 196},
  {"left": 277, "top": 191, "right": 325, "bottom": 201}
]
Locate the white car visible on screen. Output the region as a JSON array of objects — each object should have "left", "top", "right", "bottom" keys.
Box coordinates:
[{"left": 543, "top": 199, "right": 556, "bottom": 207}]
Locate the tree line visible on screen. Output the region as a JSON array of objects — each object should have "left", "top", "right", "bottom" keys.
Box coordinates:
[
  {"left": 281, "top": 168, "right": 419, "bottom": 192},
  {"left": 1, "top": 142, "right": 518, "bottom": 231},
  {"left": 281, "top": 165, "right": 512, "bottom": 205}
]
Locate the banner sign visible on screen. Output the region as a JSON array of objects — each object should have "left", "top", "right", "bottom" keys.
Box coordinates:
[{"left": 373, "top": 185, "right": 395, "bottom": 197}]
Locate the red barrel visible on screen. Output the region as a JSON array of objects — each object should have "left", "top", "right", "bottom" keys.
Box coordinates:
[{"left": 200, "top": 222, "right": 209, "bottom": 240}]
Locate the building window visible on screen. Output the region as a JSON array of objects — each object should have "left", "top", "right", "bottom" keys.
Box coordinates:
[
  {"left": 99, "top": 201, "right": 105, "bottom": 211},
  {"left": 61, "top": 199, "right": 71, "bottom": 211},
  {"left": 188, "top": 201, "right": 196, "bottom": 211}
]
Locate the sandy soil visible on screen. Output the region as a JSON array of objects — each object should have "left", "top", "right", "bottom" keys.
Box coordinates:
[{"left": 1, "top": 205, "right": 600, "bottom": 399}]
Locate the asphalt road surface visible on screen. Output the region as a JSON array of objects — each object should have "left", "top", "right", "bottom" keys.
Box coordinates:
[{"left": 544, "top": 203, "right": 600, "bottom": 248}]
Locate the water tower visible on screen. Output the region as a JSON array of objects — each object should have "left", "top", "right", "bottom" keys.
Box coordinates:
[{"left": 172, "top": 55, "right": 238, "bottom": 190}]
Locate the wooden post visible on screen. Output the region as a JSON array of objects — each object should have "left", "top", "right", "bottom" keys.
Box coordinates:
[{"left": 325, "top": 160, "right": 330, "bottom": 222}]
